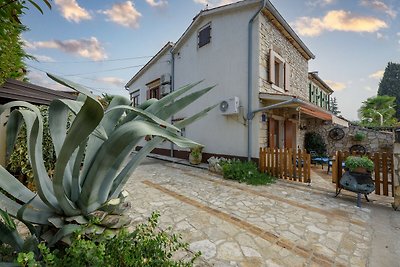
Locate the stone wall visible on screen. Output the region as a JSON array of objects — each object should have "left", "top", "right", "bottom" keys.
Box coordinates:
[
  {"left": 258, "top": 15, "right": 308, "bottom": 100},
  {"left": 305, "top": 120, "right": 394, "bottom": 156}
]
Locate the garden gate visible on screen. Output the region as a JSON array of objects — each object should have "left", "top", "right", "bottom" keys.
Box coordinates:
[
  {"left": 332, "top": 151, "right": 395, "bottom": 197},
  {"left": 259, "top": 148, "right": 311, "bottom": 183}
]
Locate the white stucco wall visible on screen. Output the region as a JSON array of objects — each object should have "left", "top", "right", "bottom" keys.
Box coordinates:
[{"left": 173, "top": 5, "right": 261, "bottom": 158}]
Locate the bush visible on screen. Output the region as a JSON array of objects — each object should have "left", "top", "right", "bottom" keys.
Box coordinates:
[
  {"left": 14, "top": 212, "right": 200, "bottom": 267},
  {"left": 304, "top": 132, "right": 326, "bottom": 156},
  {"left": 353, "top": 132, "right": 365, "bottom": 142},
  {"left": 345, "top": 156, "right": 374, "bottom": 173},
  {"left": 6, "top": 106, "right": 56, "bottom": 190},
  {"left": 220, "top": 159, "right": 274, "bottom": 185}
]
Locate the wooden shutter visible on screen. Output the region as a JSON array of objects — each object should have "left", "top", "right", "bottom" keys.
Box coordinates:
[
  {"left": 268, "top": 49, "right": 275, "bottom": 84},
  {"left": 146, "top": 89, "right": 150, "bottom": 100},
  {"left": 284, "top": 63, "right": 290, "bottom": 91}
]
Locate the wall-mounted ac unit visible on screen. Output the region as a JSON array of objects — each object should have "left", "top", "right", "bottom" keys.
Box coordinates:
[
  {"left": 160, "top": 74, "right": 171, "bottom": 85},
  {"left": 160, "top": 84, "right": 171, "bottom": 96},
  {"left": 220, "top": 97, "right": 239, "bottom": 115}
]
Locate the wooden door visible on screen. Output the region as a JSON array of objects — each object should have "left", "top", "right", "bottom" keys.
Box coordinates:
[
  {"left": 268, "top": 118, "right": 275, "bottom": 148},
  {"left": 284, "top": 120, "right": 294, "bottom": 149}
]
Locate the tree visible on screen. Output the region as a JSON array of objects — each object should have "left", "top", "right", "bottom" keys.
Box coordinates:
[
  {"left": 0, "top": 0, "right": 51, "bottom": 85},
  {"left": 378, "top": 62, "right": 400, "bottom": 120},
  {"left": 330, "top": 97, "right": 341, "bottom": 115},
  {"left": 358, "top": 95, "right": 398, "bottom": 127}
]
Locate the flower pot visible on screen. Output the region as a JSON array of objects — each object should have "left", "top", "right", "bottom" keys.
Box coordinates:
[
  {"left": 352, "top": 167, "right": 369, "bottom": 174},
  {"left": 189, "top": 153, "right": 202, "bottom": 165}
]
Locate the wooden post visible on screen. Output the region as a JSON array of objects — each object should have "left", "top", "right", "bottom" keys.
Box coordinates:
[
  {"left": 283, "top": 148, "right": 288, "bottom": 180},
  {"left": 374, "top": 152, "right": 381, "bottom": 195},
  {"left": 288, "top": 148, "right": 293, "bottom": 180},
  {"left": 382, "top": 152, "right": 389, "bottom": 196}
]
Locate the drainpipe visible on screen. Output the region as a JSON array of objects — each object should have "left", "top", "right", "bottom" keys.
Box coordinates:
[
  {"left": 170, "top": 48, "right": 175, "bottom": 158},
  {"left": 247, "top": 0, "right": 268, "bottom": 161}
]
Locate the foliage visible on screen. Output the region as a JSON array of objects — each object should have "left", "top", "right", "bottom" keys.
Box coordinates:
[
  {"left": 98, "top": 93, "right": 114, "bottom": 109},
  {"left": 330, "top": 97, "right": 340, "bottom": 115},
  {"left": 358, "top": 95, "right": 398, "bottom": 127},
  {"left": 7, "top": 106, "right": 56, "bottom": 190},
  {"left": 0, "top": 74, "right": 216, "bottom": 246},
  {"left": 353, "top": 132, "right": 365, "bottom": 142},
  {"left": 220, "top": 159, "right": 275, "bottom": 186},
  {"left": 0, "top": 0, "right": 52, "bottom": 85},
  {"left": 0, "top": 1, "right": 28, "bottom": 85},
  {"left": 345, "top": 156, "right": 374, "bottom": 173},
  {"left": 304, "top": 132, "right": 326, "bottom": 156},
  {"left": 378, "top": 62, "right": 400, "bottom": 120},
  {"left": 0, "top": 208, "right": 40, "bottom": 263},
  {"left": 15, "top": 212, "right": 200, "bottom": 267}
]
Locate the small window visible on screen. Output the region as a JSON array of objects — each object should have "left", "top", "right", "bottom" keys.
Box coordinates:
[
  {"left": 198, "top": 24, "right": 211, "bottom": 48},
  {"left": 268, "top": 49, "right": 289, "bottom": 91},
  {"left": 147, "top": 87, "right": 160, "bottom": 100},
  {"left": 130, "top": 90, "right": 140, "bottom": 107}
]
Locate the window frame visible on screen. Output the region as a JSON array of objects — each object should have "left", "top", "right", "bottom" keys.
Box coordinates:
[
  {"left": 268, "top": 49, "right": 290, "bottom": 92},
  {"left": 198, "top": 23, "right": 212, "bottom": 48}
]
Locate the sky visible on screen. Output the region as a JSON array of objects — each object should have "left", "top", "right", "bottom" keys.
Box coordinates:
[{"left": 21, "top": 0, "right": 400, "bottom": 120}]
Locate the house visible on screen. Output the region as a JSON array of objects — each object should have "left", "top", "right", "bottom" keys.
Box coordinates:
[{"left": 125, "top": 0, "right": 346, "bottom": 161}]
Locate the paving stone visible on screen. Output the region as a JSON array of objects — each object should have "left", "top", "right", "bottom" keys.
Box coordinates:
[{"left": 189, "top": 240, "right": 217, "bottom": 260}]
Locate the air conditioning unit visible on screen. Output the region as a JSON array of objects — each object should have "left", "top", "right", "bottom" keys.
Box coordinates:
[
  {"left": 160, "top": 84, "right": 171, "bottom": 96},
  {"left": 220, "top": 97, "right": 239, "bottom": 115},
  {"left": 160, "top": 74, "right": 171, "bottom": 85}
]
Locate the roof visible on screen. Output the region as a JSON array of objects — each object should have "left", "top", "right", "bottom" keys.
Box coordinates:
[
  {"left": 125, "top": 42, "right": 174, "bottom": 88},
  {"left": 0, "top": 79, "right": 77, "bottom": 105},
  {"left": 308, "top": 72, "right": 334, "bottom": 94},
  {"left": 172, "top": 0, "right": 314, "bottom": 60}
]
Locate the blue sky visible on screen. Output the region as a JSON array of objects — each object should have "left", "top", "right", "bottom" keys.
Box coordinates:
[{"left": 22, "top": 0, "right": 400, "bottom": 120}]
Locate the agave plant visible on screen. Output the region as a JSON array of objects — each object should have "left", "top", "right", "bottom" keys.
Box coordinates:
[{"left": 0, "top": 74, "right": 216, "bottom": 245}]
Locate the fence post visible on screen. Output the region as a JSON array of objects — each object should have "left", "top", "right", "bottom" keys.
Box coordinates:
[{"left": 393, "top": 141, "right": 400, "bottom": 210}]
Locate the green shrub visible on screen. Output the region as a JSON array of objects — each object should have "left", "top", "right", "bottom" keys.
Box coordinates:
[
  {"left": 6, "top": 106, "right": 56, "bottom": 190},
  {"left": 353, "top": 132, "right": 366, "bottom": 142},
  {"left": 220, "top": 159, "right": 274, "bottom": 185},
  {"left": 304, "top": 132, "right": 326, "bottom": 156},
  {"left": 345, "top": 156, "right": 374, "bottom": 172},
  {"left": 15, "top": 212, "right": 200, "bottom": 267}
]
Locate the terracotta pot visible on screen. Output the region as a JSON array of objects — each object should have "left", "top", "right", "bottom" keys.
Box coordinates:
[
  {"left": 189, "top": 153, "right": 202, "bottom": 165},
  {"left": 352, "top": 167, "right": 368, "bottom": 174}
]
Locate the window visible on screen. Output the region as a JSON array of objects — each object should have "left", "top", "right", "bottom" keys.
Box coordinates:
[
  {"left": 198, "top": 24, "right": 211, "bottom": 48},
  {"left": 146, "top": 79, "right": 161, "bottom": 100},
  {"left": 147, "top": 87, "right": 160, "bottom": 100},
  {"left": 132, "top": 95, "right": 139, "bottom": 107},
  {"left": 130, "top": 89, "right": 140, "bottom": 107},
  {"left": 268, "top": 49, "right": 290, "bottom": 91}
]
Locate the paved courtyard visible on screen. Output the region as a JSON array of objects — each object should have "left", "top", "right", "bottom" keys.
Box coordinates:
[{"left": 124, "top": 157, "right": 400, "bottom": 267}]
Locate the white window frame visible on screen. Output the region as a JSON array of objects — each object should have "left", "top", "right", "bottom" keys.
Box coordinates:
[{"left": 268, "top": 49, "right": 290, "bottom": 92}]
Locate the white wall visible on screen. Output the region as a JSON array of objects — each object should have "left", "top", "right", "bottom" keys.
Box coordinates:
[{"left": 173, "top": 5, "right": 261, "bottom": 158}]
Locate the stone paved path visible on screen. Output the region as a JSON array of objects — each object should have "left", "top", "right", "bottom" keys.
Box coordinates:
[{"left": 124, "top": 157, "right": 400, "bottom": 267}]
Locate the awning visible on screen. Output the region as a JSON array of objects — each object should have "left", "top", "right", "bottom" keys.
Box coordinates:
[{"left": 258, "top": 92, "right": 335, "bottom": 122}]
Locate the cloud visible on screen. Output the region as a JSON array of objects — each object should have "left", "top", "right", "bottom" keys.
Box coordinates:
[
  {"left": 27, "top": 70, "right": 73, "bottom": 91},
  {"left": 32, "top": 54, "right": 55, "bottom": 62},
  {"left": 146, "top": 0, "right": 168, "bottom": 7},
  {"left": 193, "top": 0, "right": 236, "bottom": 8},
  {"left": 54, "top": 0, "right": 92, "bottom": 23},
  {"left": 306, "top": 0, "right": 335, "bottom": 7},
  {"left": 293, "top": 10, "right": 388, "bottom": 36},
  {"left": 325, "top": 80, "right": 346, "bottom": 91},
  {"left": 360, "top": 0, "right": 397, "bottom": 18},
  {"left": 96, "top": 76, "right": 125, "bottom": 87},
  {"left": 369, "top": 70, "right": 384, "bottom": 79},
  {"left": 28, "top": 37, "right": 107, "bottom": 61},
  {"left": 102, "top": 1, "right": 142, "bottom": 29}
]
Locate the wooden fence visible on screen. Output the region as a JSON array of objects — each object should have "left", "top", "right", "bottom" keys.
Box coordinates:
[
  {"left": 259, "top": 148, "right": 311, "bottom": 183},
  {"left": 332, "top": 151, "right": 394, "bottom": 197}
]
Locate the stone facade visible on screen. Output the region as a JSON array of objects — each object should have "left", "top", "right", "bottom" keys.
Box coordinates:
[
  {"left": 306, "top": 120, "right": 394, "bottom": 156},
  {"left": 258, "top": 15, "right": 309, "bottom": 100}
]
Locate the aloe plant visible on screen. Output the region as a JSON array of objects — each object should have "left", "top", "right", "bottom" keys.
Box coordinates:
[{"left": 0, "top": 74, "right": 216, "bottom": 245}]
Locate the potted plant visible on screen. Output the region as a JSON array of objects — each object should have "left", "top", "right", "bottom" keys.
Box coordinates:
[
  {"left": 353, "top": 132, "right": 366, "bottom": 142},
  {"left": 189, "top": 145, "right": 203, "bottom": 165},
  {"left": 345, "top": 156, "right": 374, "bottom": 173}
]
